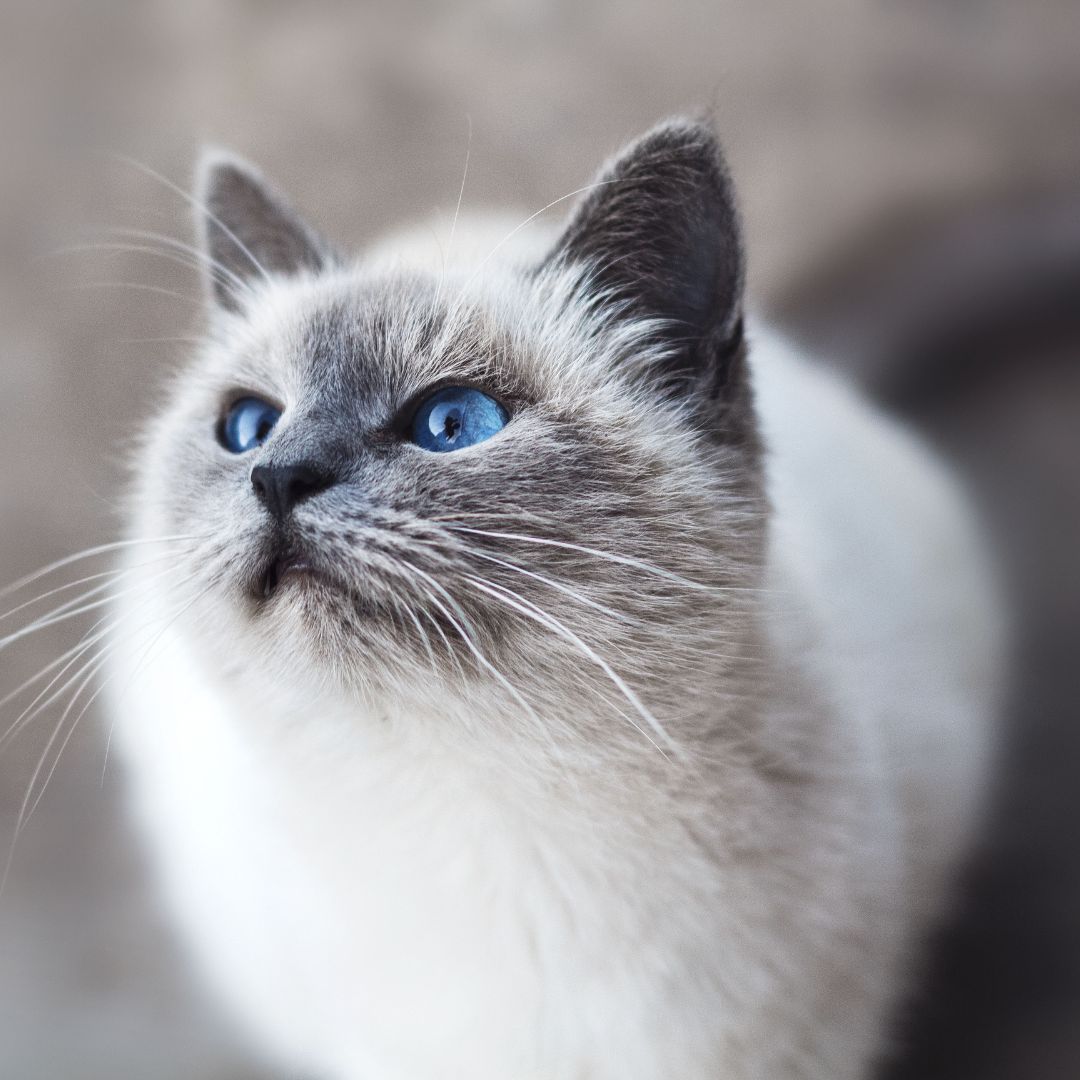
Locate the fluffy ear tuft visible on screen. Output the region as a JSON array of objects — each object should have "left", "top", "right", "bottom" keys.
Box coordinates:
[
  {"left": 195, "top": 149, "right": 334, "bottom": 312},
  {"left": 542, "top": 118, "right": 746, "bottom": 401}
]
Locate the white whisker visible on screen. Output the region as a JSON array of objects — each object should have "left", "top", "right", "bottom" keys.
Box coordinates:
[
  {"left": 0, "top": 571, "right": 181, "bottom": 652},
  {"left": 70, "top": 280, "right": 203, "bottom": 306},
  {"left": 56, "top": 241, "right": 245, "bottom": 299},
  {"left": 110, "top": 153, "right": 273, "bottom": 286},
  {"left": 97, "top": 578, "right": 213, "bottom": 788},
  {"left": 463, "top": 573, "right": 681, "bottom": 761},
  {"left": 399, "top": 599, "right": 439, "bottom": 674},
  {"left": 0, "top": 548, "right": 184, "bottom": 627},
  {"left": 0, "top": 574, "right": 120, "bottom": 629},
  {"left": 442, "top": 523, "right": 731, "bottom": 594},
  {"left": 458, "top": 547, "right": 637, "bottom": 624},
  {"left": 83, "top": 224, "right": 258, "bottom": 298},
  {"left": 392, "top": 555, "right": 554, "bottom": 744},
  {"left": 0, "top": 571, "right": 206, "bottom": 900},
  {"left": 0, "top": 560, "right": 193, "bottom": 752},
  {"left": 0, "top": 621, "right": 116, "bottom": 753},
  {"left": 433, "top": 113, "right": 473, "bottom": 313},
  {"left": 0, "top": 534, "right": 202, "bottom": 602}
]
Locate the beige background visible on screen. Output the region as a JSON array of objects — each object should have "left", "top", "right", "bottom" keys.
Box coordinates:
[{"left": 1, "top": 2, "right": 1078, "bottom": 1077}]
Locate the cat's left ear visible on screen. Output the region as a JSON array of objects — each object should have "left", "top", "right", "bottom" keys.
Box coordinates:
[
  {"left": 195, "top": 149, "right": 335, "bottom": 313},
  {"left": 541, "top": 118, "right": 747, "bottom": 406}
]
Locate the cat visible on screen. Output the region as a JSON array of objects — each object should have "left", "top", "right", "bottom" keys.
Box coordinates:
[{"left": 105, "top": 118, "right": 1004, "bottom": 1079}]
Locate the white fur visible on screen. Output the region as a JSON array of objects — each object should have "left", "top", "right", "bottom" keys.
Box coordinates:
[{"left": 107, "top": 220, "right": 1003, "bottom": 1079}]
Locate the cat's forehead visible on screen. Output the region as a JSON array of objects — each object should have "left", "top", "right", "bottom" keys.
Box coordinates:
[{"left": 216, "top": 267, "right": 601, "bottom": 412}]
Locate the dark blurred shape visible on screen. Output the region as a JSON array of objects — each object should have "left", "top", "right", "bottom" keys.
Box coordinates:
[
  {"left": 773, "top": 186, "right": 1080, "bottom": 410},
  {"left": 775, "top": 186, "right": 1080, "bottom": 1080}
]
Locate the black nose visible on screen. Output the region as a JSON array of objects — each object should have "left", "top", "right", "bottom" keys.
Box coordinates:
[{"left": 250, "top": 462, "right": 336, "bottom": 521}]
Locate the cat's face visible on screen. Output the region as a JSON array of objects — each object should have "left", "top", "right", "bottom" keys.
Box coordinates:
[{"left": 137, "top": 120, "right": 765, "bottom": 753}]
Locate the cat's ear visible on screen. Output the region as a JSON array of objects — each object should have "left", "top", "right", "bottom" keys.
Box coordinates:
[
  {"left": 541, "top": 119, "right": 746, "bottom": 404},
  {"left": 195, "top": 149, "right": 335, "bottom": 313}
]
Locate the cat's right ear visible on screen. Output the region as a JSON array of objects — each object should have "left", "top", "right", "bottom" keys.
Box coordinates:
[
  {"left": 195, "top": 149, "right": 335, "bottom": 314},
  {"left": 534, "top": 117, "right": 754, "bottom": 439}
]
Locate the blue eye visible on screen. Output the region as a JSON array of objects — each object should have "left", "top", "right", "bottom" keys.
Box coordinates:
[
  {"left": 220, "top": 396, "right": 282, "bottom": 454},
  {"left": 410, "top": 386, "right": 508, "bottom": 452}
]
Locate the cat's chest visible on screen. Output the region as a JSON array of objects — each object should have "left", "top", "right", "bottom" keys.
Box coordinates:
[{"left": 114, "top": 630, "right": 726, "bottom": 1068}]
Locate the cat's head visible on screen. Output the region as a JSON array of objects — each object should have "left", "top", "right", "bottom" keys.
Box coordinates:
[{"left": 136, "top": 119, "right": 765, "bottom": 757}]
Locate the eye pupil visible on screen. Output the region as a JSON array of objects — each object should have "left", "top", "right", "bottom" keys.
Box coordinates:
[
  {"left": 442, "top": 411, "right": 462, "bottom": 442},
  {"left": 411, "top": 387, "right": 507, "bottom": 453}
]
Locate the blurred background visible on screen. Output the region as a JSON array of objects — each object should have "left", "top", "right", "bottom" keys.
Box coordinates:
[{"left": 1, "top": 1, "right": 1078, "bottom": 1077}]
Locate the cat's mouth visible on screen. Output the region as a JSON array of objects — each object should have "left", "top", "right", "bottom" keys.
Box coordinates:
[
  {"left": 249, "top": 541, "right": 385, "bottom": 619},
  {"left": 256, "top": 548, "right": 319, "bottom": 600}
]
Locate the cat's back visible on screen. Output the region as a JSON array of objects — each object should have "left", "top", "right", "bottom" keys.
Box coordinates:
[{"left": 750, "top": 324, "right": 1003, "bottom": 918}]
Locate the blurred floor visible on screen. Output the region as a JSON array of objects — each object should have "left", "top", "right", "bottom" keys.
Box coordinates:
[{"left": 1, "top": 2, "right": 1078, "bottom": 1077}]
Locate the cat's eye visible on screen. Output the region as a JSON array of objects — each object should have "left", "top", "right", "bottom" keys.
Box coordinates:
[
  {"left": 220, "top": 396, "right": 282, "bottom": 454},
  {"left": 410, "top": 386, "right": 508, "bottom": 452}
]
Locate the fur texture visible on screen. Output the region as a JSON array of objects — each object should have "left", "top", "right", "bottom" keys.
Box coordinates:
[{"left": 106, "top": 120, "right": 1003, "bottom": 1079}]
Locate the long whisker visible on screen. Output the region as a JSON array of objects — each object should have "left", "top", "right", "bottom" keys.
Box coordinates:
[
  {"left": 0, "top": 573, "right": 206, "bottom": 899},
  {"left": 0, "top": 572, "right": 123, "bottom": 629},
  {"left": 70, "top": 281, "right": 204, "bottom": 306},
  {"left": 56, "top": 241, "right": 245, "bottom": 299},
  {"left": 0, "top": 560, "right": 194, "bottom": 751},
  {"left": 392, "top": 554, "right": 481, "bottom": 647},
  {"left": 415, "top": 602, "right": 469, "bottom": 686},
  {"left": 0, "top": 619, "right": 117, "bottom": 754},
  {"left": 0, "top": 624, "right": 110, "bottom": 721},
  {"left": 453, "top": 177, "right": 639, "bottom": 297},
  {"left": 462, "top": 548, "right": 750, "bottom": 664},
  {"left": 433, "top": 113, "right": 473, "bottom": 313},
  {"left": 433, "top": 508, "right": 758, "bottom": 532},
  {"left": 392, "top": 555, "right": 549, "bottom": 737},
  {"left": 0, "top": 548, "right": 184, "bottom": 627},
  {"left": 0, "top": 570, "right": 187, "bottom": 653},
  {"left": 463, "top": 573, "right": 681, "bottom": 761},
  {"left": 110, "top": 153, "right": 273, "bottom": 287},
  {"left": 0, "top": 579, "right": 126, "bottom": 648},
  {"left": 98, "top": 577, "right": 215, "bottom": 791},
  {"left": 458, "top": 547, "right": 638, "bottom": 624},
  {"left": 441, "top": 524, "right": 733, "bottom": 594},
  {"left": 398, "top": 598, "right": 439, "bottom": 674},
  {"left": 21, "top": 651, "right": 112, "bottom": 824},
  {"left": 0, "top": 534, "right": 203, "bottom": 601},
  {"left": 83, "top": 224, "right": 258, "bottom": 298}
]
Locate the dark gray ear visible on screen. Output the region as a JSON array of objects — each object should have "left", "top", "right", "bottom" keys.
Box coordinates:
[
  {"left": 195, "top": 150, "right": 334, "bottom": 312},
  {"left": 542, "top": 119, "right": 746, "bottom": 398}
]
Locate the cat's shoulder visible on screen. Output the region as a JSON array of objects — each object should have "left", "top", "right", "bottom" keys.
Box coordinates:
[
  {"left": 752, "top": 322, "right": 1004, "bottom": 877},
  {"left": 750, "top": 318, "right": 1002, "bottom": 641}
]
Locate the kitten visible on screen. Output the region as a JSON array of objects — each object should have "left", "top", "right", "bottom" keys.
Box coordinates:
[{"left": 106, "top": 118, "right": 1003, "bottom": 1079}]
